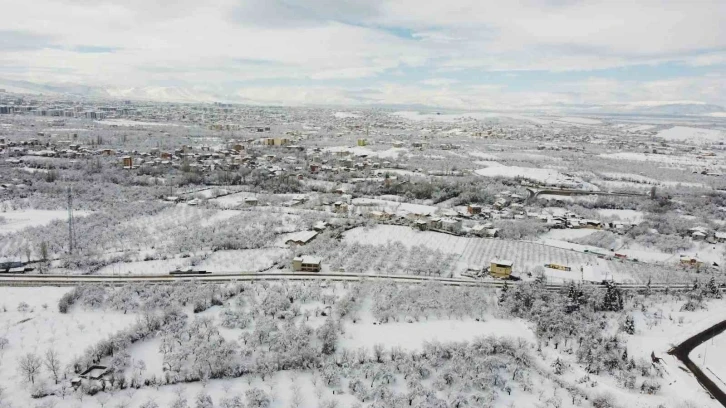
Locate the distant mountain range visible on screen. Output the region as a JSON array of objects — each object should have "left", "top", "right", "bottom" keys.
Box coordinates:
[
  {"left": 625, "top": 103, "right": 725, "bottom": 115},
  {"left": 1, "top": 78, "right": 725, "bottom": 116}
]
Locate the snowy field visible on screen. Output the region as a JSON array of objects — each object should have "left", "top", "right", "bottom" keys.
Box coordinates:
[
  {"left": 352, "top": 197, "right": 438, "bottom": 216},
  {"left": 468, "top": 151, "right": 499, "bottom": 160},
  {"left": 599, "top": 152, "right": 714, "bottom": 167},
  {"left": 553, "top": 117, "right": 602, "bottom": 125},
  {"left": 323, "top": 145, "right": 408, "bottom": 159},
  {"left": 95, "top": 257, "right": 192, "bottom": 275},
  {"left": 596, "top": 209, "right": 645, "bottom": 224},
  {"left": 333, "top": 111, "right": 361, "bottom": 119},
  {"left": 343, "top": 225, "right": 685, "bottom": 283},
  {"left": 0, "top": 209, "right": 90, "bottom": 234},
  {"left": 691, "top": 331, "right": 726, "bottom": 394},
  {"left": 195, "top": 248, "right": 288, "bottom": 272},
  {"left": 657, "top": 126, "right": 725, "bottom": 143},
  {"left": 209, "top": 191, "right": 258, "bottom": 208},
  {"left": 539, "top": 228, "right": 598, "bottom": 241},
  {"left": 0, "top": 287, "right": 140, "bottom": 408},
  {"left": 0, "top": 277, "right": 722, "bottom": 408},
  {"left": 341, "top": 318, "right": 535, "bottom": 351},
  {"left": 475, "top": 164, "right": 594, "bottom": 189},
  {"left": 95, "top": 119, "right": 182, "bottom": 127},
  {"left": 590, "top": 297, "right": 726, "bottom": 408}
]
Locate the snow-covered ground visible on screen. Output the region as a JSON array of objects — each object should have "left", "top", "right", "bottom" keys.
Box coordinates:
[
  {"left": 0, "top": 287, "right": 139, "bottom": 408},
  {"left": 351, "top": 198, "right": 438, "bottom": 216},
  {"left": 95, "top": 119, "right": 181, "bottom": 127},
  {"left": 475, "top": 164, "right": 596, "bottom": 189},
  {"left": 626, "top": 298, "right": 726, "bottom": 408},
  {"left": 657, "top": 126, "right": 725, "bottom": 143},
  {"left": 540, "top": 228, "right": 599, "bottom": 241},
  {"left": 195, "top": 248, "right": 288, "bottom": 272},
  {"left": 551, "top": 297, "right": 726, "bottom": 408},
  {"left": 554, "top": 117, "right": 602, "bottom": 125},
  {"left": 344, "top": 225, "right": 675, "bottom": 283},
  {"left": 623, "top": 124, "right": 656, "bottom": 132},
  {"left": 468, "top": 151, "right": 499, "bottom": 160},
  {"left": 323, "top": 145, "right": 408, "bottom": 159},
  {"left": 333, "top": 111, "right": 361, "bottom": 119},
  {"left": 0, "top": 209, "right": 90, "bottom": 234},
  {"left": 691, "top": 331, "right": 726, "bottom": 394},
  {"left": 596, "top": 209, "right": 645, "bottom": 224},
  {"left": 95, "top": 257, "right": 192, "bottom": 275},
  {"left": 599, "top": 152, "right": 712, "bottom": 167},
  {"left": 209, "top": 191, "right": 257, "bottom": 208},
  {"left": 342, "top": 318, "right": 534, "bottom": 351}
]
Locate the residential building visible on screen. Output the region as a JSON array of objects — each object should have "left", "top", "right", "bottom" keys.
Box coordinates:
[
  {"left": 285, "top": 230, "right": 318, "bottom": 246},
  {"left": 467, "top": 204, "right": 483, "bottom": 215},
  {"left": 440, "top": 218, "right": 462, "bottom": 234},
  {"left": 292, "top": 256, "right": 322, "bottom": 272}
]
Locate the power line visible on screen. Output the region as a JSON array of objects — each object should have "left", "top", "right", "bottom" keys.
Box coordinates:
[{"left": 67, "top": 186, "right": 75, "bottom": 255}]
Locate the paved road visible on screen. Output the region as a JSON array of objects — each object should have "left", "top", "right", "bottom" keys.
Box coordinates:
[
  {"left": 669, "top": 319, "right": 726, "bottom": 407},
  {"left": 0, "top": 271, "right": 708, "bottom": 292}
]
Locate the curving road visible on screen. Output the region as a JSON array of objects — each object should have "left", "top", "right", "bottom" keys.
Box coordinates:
[{"left": 669, "top": 319, "right": 726, "bottom": 407}]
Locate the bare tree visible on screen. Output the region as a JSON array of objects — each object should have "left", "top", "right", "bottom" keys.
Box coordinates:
[
  {"left": 18, "top": 352, "right": 42, "bottom": 384},
  {"left": 97, "top": 393, "right": 111, "bottom": 408},
  {"left": 44, "top": 349, "right": 61, "bottom": 384},
  {"left": 290, "top": 383, "right": 303, "bottom": 408}
]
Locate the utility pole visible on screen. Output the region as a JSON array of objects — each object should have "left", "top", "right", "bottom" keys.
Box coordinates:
[{"left": 67, "top": 186, "right": 75, "bottom": 255}]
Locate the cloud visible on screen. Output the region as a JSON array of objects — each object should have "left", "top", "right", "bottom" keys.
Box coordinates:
[
  {"left": 72, "top": 46, "right": 120, "bottom": 53},
  {"left": 229, "top": 0, "right": 384, "bottom": 27},
  {"left": 0, "top": 0, "right": 724, "bottom": 107},
  {"left": 0, "top": 30, "right": 55, "bottom": 51},
  {"left": 420, "top": 78, "right": 460, "bottom": 86}
]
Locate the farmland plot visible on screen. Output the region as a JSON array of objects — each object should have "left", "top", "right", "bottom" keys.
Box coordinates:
[{"left": 343, "top": 225, "right": 695, "bottom": 283}]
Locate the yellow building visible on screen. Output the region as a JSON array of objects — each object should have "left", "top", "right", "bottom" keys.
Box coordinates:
[
  {"left": 490, "top": 259, "right": 513, "bottom": 278},
  {"left": 357, "top": 138, "right": 368, "bottom": 146},
  {"left": 679, "top": 256, "right": 704, "bottom": 268},
  {"left": 262, "top": 138, "right": 290, "bottom": 146}
]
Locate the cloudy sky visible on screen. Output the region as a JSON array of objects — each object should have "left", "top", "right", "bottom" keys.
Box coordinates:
[{"left": 1, "top": 0, "right": 725, "bottom": 108}]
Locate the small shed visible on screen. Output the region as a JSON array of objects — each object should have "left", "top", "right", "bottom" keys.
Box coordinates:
[
  {"left": 490, "top": 259, "right": 513, "bottom": 279},
  {"left": 79, "top": 365, "right": 111, "bottom": 381}
]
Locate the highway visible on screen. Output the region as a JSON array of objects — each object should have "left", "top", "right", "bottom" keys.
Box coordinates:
[
  {"left": 4, "top": 270, "right": 724, "bottom": 404},
  {"left": 0, "top": 271, "right": 708, "bottom": 292}
]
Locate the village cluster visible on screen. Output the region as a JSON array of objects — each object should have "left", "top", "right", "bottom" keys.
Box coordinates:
[
  {"left": 0, "top": 92, "right": 726, "bottom": 408},
  {"left": 1, "top": 93, "right": 725, "bottom": 281}
]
